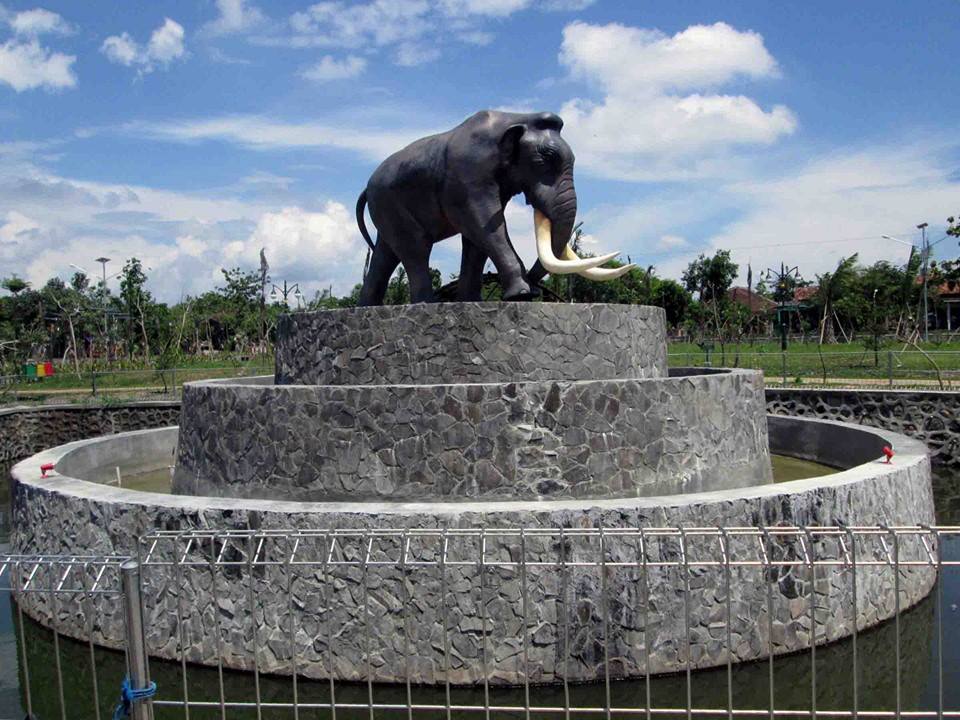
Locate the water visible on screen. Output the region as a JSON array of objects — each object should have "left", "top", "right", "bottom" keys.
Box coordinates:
[
  {"left": 0, "top": 463, "right": 955, "bottom": 720},
  {"left": 772, "top": 454, "right": 838, "bottom": 482}
]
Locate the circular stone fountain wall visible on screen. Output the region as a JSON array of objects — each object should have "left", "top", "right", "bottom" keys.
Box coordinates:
[
  {"left": 8, "top": 303, "right": 937, "bottom": 687},
  {"left": 10, "top": 417, "right": 936, "bottom": 685}
]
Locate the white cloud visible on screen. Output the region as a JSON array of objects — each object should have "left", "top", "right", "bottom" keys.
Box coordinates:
[
  {"left": 440, "top": 0, "right": 530, "bottom": 17},
  {"left": 558, "top": 21, "right": 797, "bottom": 181},
  {"left": 9, "top": 8, "right": 72, "bottom": 36},
  {"left": 562, "top": 21, "right": 779, "bottom": 94},
  {"left": 287, "top": 1, "right": 433, "bottom": 49},
  {"left": 301, "top": 54, "right": 366, "bottom": 81},
  {"left": 0, "top": 38, "right": 75, "bottom": 91},
  {"left": 579, "top": 139, "right": 960, "bottom": 288},
  {"left": 123, "top": 115, "right": 439, "bottom": 161},
  {"left": 236, "top": 204, "right": 366, "bottom": 285},
  {"left": 202, "top": 0, "right": 264, "bottom": 37},
  {"left": 0, "top": 152, "right": 374, "bottom": 302},
  {"left": 657, "top": 234, "right": 687, "bottom": 251},
  {"left": 0, "top": 210, "right": 39, "bottom": 244},
  {"left": 440, "top": 0, "right": 595, "bottom": 15},
  {"left": 100, "top": 34, "right": 138, "bottom": 65},
  {"left": 101, "top": 18, "right": 185, "bottom": 74},
  {"left": 700, "top": 142, "right": 958, "bottom": 281},
  {"left": 261, "top": 0, "right": 590, "bottom": 65},
  {"left": 394, "top": 42, "right": 440, "bottom": 66},
  {"left": 148, "top": 18, "right": 186, "bottom": 64},
  {"left": 175, "top": 233, "right": 208, "bottom": 257}
]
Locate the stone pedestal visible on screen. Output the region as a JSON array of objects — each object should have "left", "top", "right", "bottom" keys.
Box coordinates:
[{"left": 173, "top": 303, "right": 772, "bottom": 501}]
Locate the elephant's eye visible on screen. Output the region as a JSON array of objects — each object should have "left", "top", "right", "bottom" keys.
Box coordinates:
[{"left": 534, "top": 144, "right": 563, "bottom": 170}]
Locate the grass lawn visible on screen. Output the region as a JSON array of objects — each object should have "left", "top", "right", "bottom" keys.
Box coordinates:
[{"left": 4, "top": 341, "right": 960, "bottom": 404}]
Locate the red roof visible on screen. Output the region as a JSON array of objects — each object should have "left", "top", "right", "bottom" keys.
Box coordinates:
[
  {"left": 728, "top": 287, "right": 777, "bottom": 313},
  {"left": 794, "top": 286, "right": 818, "bottom": 302}
]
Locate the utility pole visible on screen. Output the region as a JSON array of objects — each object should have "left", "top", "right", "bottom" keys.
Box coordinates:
[
  {"left": 95, "top": 257, "right": 111, "bottom": 360},
  {"left": 918, "top": 222, "right": 929, "bottom": 342}
]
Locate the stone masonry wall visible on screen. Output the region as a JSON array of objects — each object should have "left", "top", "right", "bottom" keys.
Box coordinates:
[
  {"left": 275, "top": 303, "right": 668, "bottom": 386},
  {"left": 767, "top": 388, "right": 960, "bottom": 466},
  {"left": 11, "top": 418, "right": 936, "bottom": 685},
  {"left": 0, "top": 402, "right": 180, "bottom": 471},
  {"left": 174, "top": 370, "right": 771, "bottom": 501}
]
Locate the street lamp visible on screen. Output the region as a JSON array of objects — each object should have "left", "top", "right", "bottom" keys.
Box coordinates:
[
  {"left": 883, "top": 228, "right": 950, "bottom": 342},
  {"left": 70, "top": 258, "right": 121, "bottom": 360},
  {"left": 270, "top": 280, "right": 302, "bottom": 309},
  {"left": 763, "top": 262, "right": 801, "bottom": 351},
  {"left": 68, "top": 258, "right": 151, "bottom": 360}
]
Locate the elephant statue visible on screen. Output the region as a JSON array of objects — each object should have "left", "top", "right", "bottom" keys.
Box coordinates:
[{"left": 355, "top": 110, "right": 634, "bottom": 305}]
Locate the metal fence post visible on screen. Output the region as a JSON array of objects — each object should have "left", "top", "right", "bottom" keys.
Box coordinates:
[
  {"left": 888, "top": 351, "right": 894, "bottom": 387},
  {"left": 121, "top": 560, "right": 154, "bottom": 720},
  {"left": 781, "top": 352, "right": 787, "bottom": 387},
  {"left": 91, "top": 372, "right": 97, "bottom": 396}
]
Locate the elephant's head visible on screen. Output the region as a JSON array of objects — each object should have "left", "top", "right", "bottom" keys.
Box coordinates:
[{"left": 499, "top": 112, "right": 635, "bottom": 283}]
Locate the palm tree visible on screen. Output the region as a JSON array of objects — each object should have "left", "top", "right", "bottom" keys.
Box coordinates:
[{"left": 814, "top": 255, "right": 859, "bottom": 344}]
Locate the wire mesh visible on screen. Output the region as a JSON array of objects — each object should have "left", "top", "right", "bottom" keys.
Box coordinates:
[
  {"left": 125, "top": 526, "right": 956, "bottom": 720},
  {"left": 1, "top": 554, "right": 128, "bottom": 720},
  {"left": 2, "top": 528, "right": 958, "bottom": 720}
]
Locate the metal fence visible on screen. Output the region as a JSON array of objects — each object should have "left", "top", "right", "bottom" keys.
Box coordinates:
[
  {"left": 0, "top": 363, "right": 272, "bottom": 402},
  {"left": 4, "top": 351, "right": 960, "bottom": 402},
  {"left": 2, "top": 525, "right": 959, "bottom": 720},
  {"left": 666, "top": 351, "right": 960, "bottom": 389}
]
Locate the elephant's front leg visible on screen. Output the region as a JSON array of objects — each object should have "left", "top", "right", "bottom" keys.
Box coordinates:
[
  {"left": 452, "top": 198, "right": 531, "bottom": 300},
  {"left": 458, "top": 238, "right": 487, "bottom": 301}
]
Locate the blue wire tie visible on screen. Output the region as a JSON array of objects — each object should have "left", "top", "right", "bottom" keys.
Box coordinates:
[{"left": 112, "top": 676, "right": 157, "bottom": 720}]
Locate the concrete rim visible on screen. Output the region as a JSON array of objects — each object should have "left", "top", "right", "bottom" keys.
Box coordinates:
[{"left": 11, "top": 415, "right": 929, "bottom": 517}]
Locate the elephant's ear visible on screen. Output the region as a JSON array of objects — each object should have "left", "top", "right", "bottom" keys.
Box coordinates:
[{"left": 498, "top": 124, "right": 525, "bottom": 167}]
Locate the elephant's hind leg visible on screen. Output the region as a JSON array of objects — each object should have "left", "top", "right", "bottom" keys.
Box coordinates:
[{"left": 358, "top": 241, "right": 400, "bottom": 306}]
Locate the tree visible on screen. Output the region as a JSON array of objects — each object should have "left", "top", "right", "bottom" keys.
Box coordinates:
[
  {"left": 681, "top": 251, "right": 738, "bottom": 302},
  {"left": 119, "top": 258, "right": 154, "bottom": 361},
  {"left": 814, "top": 255, "right": 859, "bottom": 344},
  {"left": 2, "top": 275, "right": 29, "bottom": 295},
  {"left": 649, "top": 278, "right": 691, "bottom": 328},
  {"left": 70, "top": 271, "right": 89, "bottom": 293},
  {"left": 217, "top": 267, "right": 262, "bottom": 352},
  {"left": 44, "top": 278, "right": 85, "bottom": 377}
]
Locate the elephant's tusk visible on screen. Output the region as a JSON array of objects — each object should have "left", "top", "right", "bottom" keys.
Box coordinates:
[
  {"left": 534, "top": 210, "right": 618, "bottom": 275},
  {"left": 561, "top": 246, "right": 637, "bottom": 280}
]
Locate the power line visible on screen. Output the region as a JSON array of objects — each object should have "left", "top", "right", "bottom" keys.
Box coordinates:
[{"left": 644, "top": 229, "right": 923, "bottom": 260}]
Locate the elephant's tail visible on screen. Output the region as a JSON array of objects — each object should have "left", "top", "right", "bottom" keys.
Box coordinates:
[{"left": 356, "top": 190, "right": 375, "bottom": 251}]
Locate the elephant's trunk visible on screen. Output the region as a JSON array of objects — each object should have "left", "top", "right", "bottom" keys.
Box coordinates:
[
  {"left": 533, "top": 170, "right": 616, "bottom": 275},
  {"left": 530, "top": 168, "right": 637, "bottom": 281}
]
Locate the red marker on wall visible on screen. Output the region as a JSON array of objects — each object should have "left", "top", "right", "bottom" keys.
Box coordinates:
[
  {"left": 882, "top": 446, "right": 894, "bottom": 464},
  {"left": 40, "top": 462, "right": 55, "bottom": 477}
]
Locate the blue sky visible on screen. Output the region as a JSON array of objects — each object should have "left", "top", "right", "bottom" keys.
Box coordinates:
[{"left": 1, "top": 0, "right": 958, "bottom": 302}]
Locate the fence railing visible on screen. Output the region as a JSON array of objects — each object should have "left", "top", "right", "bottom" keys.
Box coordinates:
[
  {"left": 0, "top": 363, "right": 272, "bottom": 401},
  {"left": 2, "top": 525, "right": 960, "bottom": 720},
  {"left": 3, "top": 352, "right": 960, "bottom": 401},
  {"left": 667, "top": 350, "right": 960, "bottom": 388}
]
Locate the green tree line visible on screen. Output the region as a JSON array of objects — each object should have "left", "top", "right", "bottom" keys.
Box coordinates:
[{"left": 2, "top": 225, "right": 958, "bottom": 375}]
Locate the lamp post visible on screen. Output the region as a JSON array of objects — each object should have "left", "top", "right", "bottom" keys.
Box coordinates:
[
  {"left": 918, "top": 223, "right": 930, "bottom": 342},
  {"left": 95, "top": 257, "right": 111, "bottom": 343},
  {"left": 883, "top": 228, "right": 950, "bottom": 343},
  {"left": 763, "top": 262, "right": 801, "bottom": 351},
  {"left": 70, "top": 257, "right": 120, "bottom": 361},
  {"left": 270, "top": 280, "right": 302, "bottom": 310}
]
